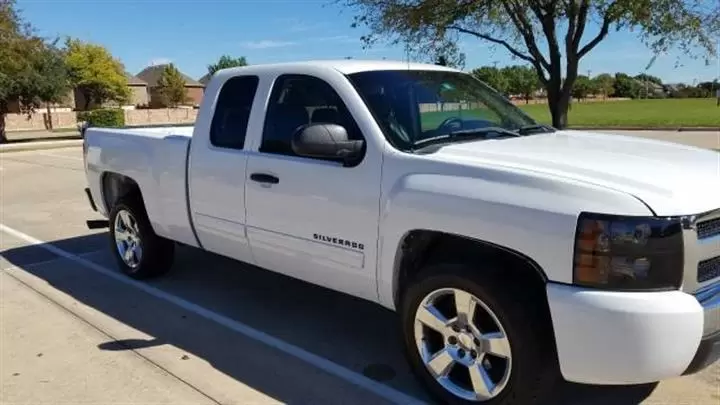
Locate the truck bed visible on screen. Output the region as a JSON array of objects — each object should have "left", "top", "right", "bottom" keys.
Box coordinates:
[{"left": 84, "top": 125, "right": 199, "bottom": 247}]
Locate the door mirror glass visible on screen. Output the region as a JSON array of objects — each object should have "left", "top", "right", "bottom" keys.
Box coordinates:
[{"left": 291, "top": 123, "right": 365, "bottom": 166}]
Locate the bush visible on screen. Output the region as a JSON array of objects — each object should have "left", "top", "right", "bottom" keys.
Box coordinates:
[{"left": 77, "top": 108, "right": 125, "bottom": 128}]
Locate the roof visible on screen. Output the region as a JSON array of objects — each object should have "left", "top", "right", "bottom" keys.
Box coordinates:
[
  {"left": 136, "top": 64, "right": 204, "bottom": 87},
  {"left": 198, "top": 72, "right": 212, "bottom": 85},
  {"left": 125, "top": 72, "right": 147, "bottom": 86},
  {"left": 212, "top": 59, "right": 460, "bottom": 78}
]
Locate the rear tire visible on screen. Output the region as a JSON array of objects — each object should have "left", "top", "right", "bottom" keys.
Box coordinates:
[
  {"left": 400, "top": 262, "right": 559, "bottom": 405},
  {"left": 108, "top": 195, "right": 174, "bottom": 279}
]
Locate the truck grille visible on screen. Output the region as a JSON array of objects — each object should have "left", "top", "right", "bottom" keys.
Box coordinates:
[
  {"left": 697, "top": 218, "right": 720, "bottom": 240},
  {"left": 698, "top": 256, "right": 720, "bottom": 283},
  {"left": 682, "top": 208, "right": 720, "bottom": 293}
]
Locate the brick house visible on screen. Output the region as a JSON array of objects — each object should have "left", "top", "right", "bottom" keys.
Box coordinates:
[
  {"left": 73, "top": 73, "right": 149, "bottom": 110},
  {"left": 198, "top": 73, "right": 212, "bottom": 86},
  {"left": 5, "top": 89, "right": 76, "bottom": 114},
  {"left": 136, "top": 64, "right": 205, "bottom": 108},
  {"left": 126, "top": 73, "right": 150, "bottom": 107}
]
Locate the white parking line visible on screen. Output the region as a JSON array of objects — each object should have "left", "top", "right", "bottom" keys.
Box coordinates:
[{"left": 0, "top": 223, "right": 425, "bottom": 405}]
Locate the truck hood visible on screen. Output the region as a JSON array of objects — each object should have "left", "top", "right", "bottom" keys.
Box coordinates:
[{"left": 431, "top": 130, "right": 720, "bottom": 216}]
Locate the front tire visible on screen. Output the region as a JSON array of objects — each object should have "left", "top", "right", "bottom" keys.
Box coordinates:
[
  {"left": 400, "top": 263, "right": 559, "bottom": 405},
  {"left": 109, "top": 196, "right": 174, "bottom": 279}
]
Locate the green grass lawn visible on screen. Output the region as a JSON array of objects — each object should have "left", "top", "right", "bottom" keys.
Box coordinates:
[
  {"left": 420, "top": 98, "right": 719, "bottom": 129},
  {"left": 518, "top": 98, "right": 720, "bottom": 128}
]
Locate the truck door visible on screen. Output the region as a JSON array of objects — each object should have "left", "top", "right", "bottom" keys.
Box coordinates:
[
  {"left": 244, "top": 73, "right": 383, "bottom": 302},
  {"left": 187, "top": 75, "right": 259, "bottom": 263}
]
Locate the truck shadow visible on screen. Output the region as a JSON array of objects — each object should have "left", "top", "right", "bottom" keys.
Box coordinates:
[{"left": 1, "top": 233, "right": 658, "bottom": 405}]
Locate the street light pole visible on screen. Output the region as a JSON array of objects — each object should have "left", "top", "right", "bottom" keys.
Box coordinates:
[{"left": 716, "top": 38, "right": 719, "bottom": 95}]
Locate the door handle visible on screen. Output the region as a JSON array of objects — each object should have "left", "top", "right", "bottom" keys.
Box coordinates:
[{"left": 250, "top": 173, "right": 279, "bottom": 184}]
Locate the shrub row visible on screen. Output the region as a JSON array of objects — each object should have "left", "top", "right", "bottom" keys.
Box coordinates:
[{"left": 77, "top": 109, "right": 125, "bottom": 128}]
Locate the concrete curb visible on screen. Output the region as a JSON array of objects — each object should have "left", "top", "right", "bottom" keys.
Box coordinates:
[{"left": 0, "top": 139, "right": 83, "bottom": 153}]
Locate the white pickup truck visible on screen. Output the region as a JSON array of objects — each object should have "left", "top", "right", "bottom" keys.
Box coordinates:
[{"left": 82, "top": 60, "right": 720, "bottom": 405}]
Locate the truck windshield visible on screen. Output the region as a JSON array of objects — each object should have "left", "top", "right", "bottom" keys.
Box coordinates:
[{"left": 346, "top": 70, "right": 553, "bottom": 152}]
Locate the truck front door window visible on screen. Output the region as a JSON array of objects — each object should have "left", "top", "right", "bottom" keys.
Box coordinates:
[{"left": 261, "top": 74, "right": 363, "bottom": 158}]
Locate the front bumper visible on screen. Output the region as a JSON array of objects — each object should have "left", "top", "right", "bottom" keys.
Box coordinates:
[
  {"left": 683, "top": 282, "right": 720, "bottom": 375},
  {"left": 547, "top": 282, "right": 720, "bottom": 385}
]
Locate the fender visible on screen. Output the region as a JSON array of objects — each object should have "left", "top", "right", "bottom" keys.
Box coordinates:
[{"left": 375, "top": 167, "right": 654, "bottom": 310}]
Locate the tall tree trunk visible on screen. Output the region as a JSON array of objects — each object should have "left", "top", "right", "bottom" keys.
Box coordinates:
[
  {"left": 0, "top": 113, "right": 6, "bottom": 144},
  {"left": 549, "top": 92, "right": 570, "bottom": 129},
  {"left": 547, "top": 89, "right": 572, "bottom": 129},
  {"left": 546, "top": 70, "right": 571, "bottom": 129},
  {"left": 46, "top": 103, "right": 54, "bottom": 130},
  {"left": 82, "top": 89, "right": 91, "bottom": 111}
]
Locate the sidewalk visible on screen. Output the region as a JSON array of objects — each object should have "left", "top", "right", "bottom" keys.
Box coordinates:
[
  {"left": 0, "top": 272, "right": 215, "bottom": 405},
  {"left": 4, "top": 129, "right": 80, "bottom": 143}
]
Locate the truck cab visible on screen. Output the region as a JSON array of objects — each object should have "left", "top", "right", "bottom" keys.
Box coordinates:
[
  {"left": 187, "top": 64, "right": 388, "bottom": 302},
  {"left": 83, "top": 60, "right": 720, "bottom": 405}
]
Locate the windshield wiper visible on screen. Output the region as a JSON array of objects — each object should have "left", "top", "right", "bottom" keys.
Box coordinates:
[
  {"left": 450, "top": 127, "right": 521, "bottom": 138},
  {"left": 518, "top": 124, "right": 555, "bottom": 135},
  {"left": 413, "top": 126, "right": 521, "bottom": 149}
]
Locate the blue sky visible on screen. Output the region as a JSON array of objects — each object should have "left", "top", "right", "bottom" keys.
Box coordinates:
[{"left": 17, "top": 0, "right": 719, "bottom": 84}]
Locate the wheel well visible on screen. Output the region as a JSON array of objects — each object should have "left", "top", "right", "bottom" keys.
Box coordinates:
[
  {"left": 101, "top": 172, "right": 143, "bottom": 212},
  {"left": 393, "top": 230, "right": 549, "bottom": 309}
]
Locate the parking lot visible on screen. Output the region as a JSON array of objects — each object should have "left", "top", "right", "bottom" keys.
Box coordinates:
[{"left": 1, "top": 144, "right": 718, "bottom": 405}]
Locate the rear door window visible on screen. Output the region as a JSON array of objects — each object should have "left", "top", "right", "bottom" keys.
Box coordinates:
[{"left": 210, "top": 75, "right": 259, "bottom": 149}]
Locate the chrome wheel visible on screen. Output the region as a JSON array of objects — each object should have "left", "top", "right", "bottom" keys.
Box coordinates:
[
  {"left": 114, "top": 209, "right": 143, "bottom": 268},
  {"left": 414, "top": 288, "right": 512, "bottom": 402}
]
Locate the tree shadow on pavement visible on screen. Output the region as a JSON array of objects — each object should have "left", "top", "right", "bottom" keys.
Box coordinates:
[{"left": 1, "top": 233, "right": 659, "bottom": 405}]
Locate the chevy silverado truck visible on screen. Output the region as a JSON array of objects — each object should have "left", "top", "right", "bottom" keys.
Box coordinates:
[{"left": 82, "top": 60, "right": 720, "bottom": 405}]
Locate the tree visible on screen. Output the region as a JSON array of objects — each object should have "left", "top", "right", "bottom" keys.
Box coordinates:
[
  {"left": 571, "top": 75, "right": 594, "bottom": 100},
  {"left": 64, "top": 38, "right": 129, "bottom": 110},
  {"left": 502, "top": 65, "right": 539, "bottom": 103},
  {"left": 342, "top": 0, "right": 719, "bottom": 128},
  {"left": 207, "top": 55, "right": 248, "bottom": 76},
  {"left": 35, "top": 41, "right": 71, "bottom": 129},
  {"left": 157, "top": 63, "right": 189, "bottom": 107},
  {"left": 697, "top": 81, "right": 717, "bottom": 96},
  {"left": 0, "top": 0, "right": 70, "bottom": 141},
  {"left": 668, "top": 84, "right": 707, "bottom": 98},
  {"left": 613, "top": 73, "right": 641, "bottom": 98},
  {"left": 432, "top": 41, "right": 466, "bottom": 68},
  {"left": 471, "top": 66, "right": 509, "bottom": 95},
  {"left": 634, "top": 73, "right": 662, "bottom": 86},
  {"left": 593, "top": 73, "right": 614, "bottom": 99}
]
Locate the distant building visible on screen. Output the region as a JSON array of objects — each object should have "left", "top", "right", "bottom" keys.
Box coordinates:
[
  {"left": 73, "top": 72, "right": 149, "bottom": 110},
  {"left": 136, "top": 64, "right": 205, "bottom": 108},
  {"left": 5, "top": 89, "right": 75, "bottom": 114},
  {"left": 634, "top": 79, "right": 665, "bottom": 97},
  {"left": 7, "top": 72, "right": 148, "bottom": 113},
  {"left": 198, "top": 73, "right": 212, "bottom": 86},
  {"left": 126, "top": 73, "right": 150, "bottom": 107}
]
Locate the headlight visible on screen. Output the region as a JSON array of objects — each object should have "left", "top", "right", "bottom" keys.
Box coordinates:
[{"left": 573, "top": 212, "right": 684, "bottom": 291}]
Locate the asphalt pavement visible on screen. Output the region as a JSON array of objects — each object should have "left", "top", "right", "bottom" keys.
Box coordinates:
[{"left": 0, "top": 141, "right": 718, "bottom": 404}]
